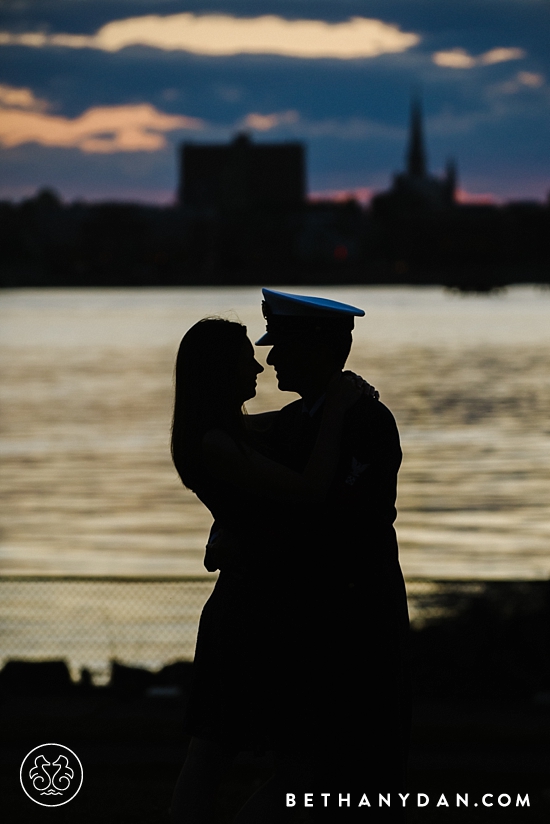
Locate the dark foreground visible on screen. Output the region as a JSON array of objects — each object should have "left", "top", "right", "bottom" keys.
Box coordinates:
[
  {"left": 2, "top": 692, "right": 550, "bottom": 822},
  {"left": 3, "top": 582, "right": 550, "bottom": 821}
]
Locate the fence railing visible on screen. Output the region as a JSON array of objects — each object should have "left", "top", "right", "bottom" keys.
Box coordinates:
[{"left": 1, "top": 576, "right": 547, "bottom": 685}]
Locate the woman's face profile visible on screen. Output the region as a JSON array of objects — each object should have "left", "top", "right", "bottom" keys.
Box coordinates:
[{"left": 234, "top": 338, "right": 264, "bottom": 404}]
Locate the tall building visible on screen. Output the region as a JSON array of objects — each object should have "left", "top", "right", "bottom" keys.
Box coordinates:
[
  {"left": 372, "top": 98, "right": 456, "bottom": 217},
  {"left": 179, "top": 132, "right": 305, "bottom": 214}
]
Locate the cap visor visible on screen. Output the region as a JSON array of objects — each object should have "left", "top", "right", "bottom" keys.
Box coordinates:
[{"left": 254, "top": 332, "right": 275, "bottom": 345}]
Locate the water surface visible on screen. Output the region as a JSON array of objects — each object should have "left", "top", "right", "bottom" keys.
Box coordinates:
[{"left": 1, "top": 285, "right": 549, "bottom": 580}]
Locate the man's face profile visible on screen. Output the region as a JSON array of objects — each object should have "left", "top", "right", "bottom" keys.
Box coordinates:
[{"left": 266, "top": 334, "right": 338, "bottom": 395}]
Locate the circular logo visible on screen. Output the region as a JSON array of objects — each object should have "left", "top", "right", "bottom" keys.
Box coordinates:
[{"left": 20, "top": 743, "right": 83, "bottom": 807}]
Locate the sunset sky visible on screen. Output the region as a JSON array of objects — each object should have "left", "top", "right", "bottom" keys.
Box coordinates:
[{"left": 0, "top": 0, "right": 548, "bottom": 204}]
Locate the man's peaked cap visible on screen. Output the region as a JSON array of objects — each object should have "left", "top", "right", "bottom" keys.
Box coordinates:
[{"left": 255, "top": 289, "right": 365, "bottom": 345}]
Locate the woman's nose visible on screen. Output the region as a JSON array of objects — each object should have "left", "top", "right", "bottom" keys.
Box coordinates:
[{"left": 255, "top": 360, "right": 264, "bottom": 374}]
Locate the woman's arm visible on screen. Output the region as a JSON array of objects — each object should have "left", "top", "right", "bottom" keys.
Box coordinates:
[
  {"left": 244, "top": 374, "right": 378, "bottom": 430},
  {"left": 243, "top": 411, "right": 279, "bottom": 434},
  {"left": 202, "top": 373, "right": 361, "bottom": 503}
]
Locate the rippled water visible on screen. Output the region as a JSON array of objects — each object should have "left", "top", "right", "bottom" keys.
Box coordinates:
[{"left": 1, "top": 285, "right": 550, "bottom": 580}]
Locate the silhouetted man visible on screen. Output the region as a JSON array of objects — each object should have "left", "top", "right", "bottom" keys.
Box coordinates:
[{"left": 254, "top": 289, "right": 410, "bottom": 821}]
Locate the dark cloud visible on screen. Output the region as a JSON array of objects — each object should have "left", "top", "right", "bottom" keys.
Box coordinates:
[{"left": 0, "top": 141, "right": 180, "bottom": 203}]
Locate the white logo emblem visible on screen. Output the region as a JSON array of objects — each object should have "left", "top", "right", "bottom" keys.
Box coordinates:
[{"left": 20, "top": 743, "right": 83, "bottom": 807}]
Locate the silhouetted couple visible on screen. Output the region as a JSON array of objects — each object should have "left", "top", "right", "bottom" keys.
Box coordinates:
[{"left": 170, "top": 290, "right": 410, "bottom": 823}]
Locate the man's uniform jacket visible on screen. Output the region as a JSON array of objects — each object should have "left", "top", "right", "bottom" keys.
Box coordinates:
[{"left": 260, "top": 393, "right": 410, "bottom": 789}]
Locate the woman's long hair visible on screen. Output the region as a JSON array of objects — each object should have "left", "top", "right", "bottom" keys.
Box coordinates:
[{"left": 171, "top": 318, "right": 249, "bottom": 490}]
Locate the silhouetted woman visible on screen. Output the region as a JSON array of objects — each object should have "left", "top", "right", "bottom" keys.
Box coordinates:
[{"left": 169, "top": 318, "right": 363, "bottom": 823}]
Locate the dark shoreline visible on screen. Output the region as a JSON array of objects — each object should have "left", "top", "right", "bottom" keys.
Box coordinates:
[{"left": 1, "top": 267, "right": 549, "bottom": 291}]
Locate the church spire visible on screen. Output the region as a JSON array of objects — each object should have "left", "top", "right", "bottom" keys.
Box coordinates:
[{"left": 406, "top": 96, "right": 427, "bottom": 178}]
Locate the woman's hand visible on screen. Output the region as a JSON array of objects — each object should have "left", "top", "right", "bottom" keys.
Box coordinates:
[
  {"left": 343, "top": 370, "right": 379, "bottom": 400},
  {"left": 325, "top": 371, "right": 379, "bottom": 414},
  {"left": 204, "top": 528, "right": 240, "bottom": 572}
]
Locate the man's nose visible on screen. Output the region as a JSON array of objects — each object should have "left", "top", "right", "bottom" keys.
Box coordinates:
[
  {"left": 266, "top": 347, "right": 275, "bottom": 365},
  {"left": 255, "top": 360, "right": 264, "bottom": 374}
]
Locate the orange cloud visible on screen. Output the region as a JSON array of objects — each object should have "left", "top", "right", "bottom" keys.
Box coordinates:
[
  {"left": 0, "top": 14, "right": 420, "bottom": 59},
  {"left": 516, "top": 71, "right": 544, "bottom": 87},
  {"left": 0, "top": 101, "right": 204, "bottom": 152},
  {"left": 0, "top": 83, "right": 48, "bottom": 111},
  {"left": 433, "top": 46, "right": 525, "bottom": 68},
  {"left": 491, "top": 70, "right": 546, "bottom": 95},
  {"left": 241, "top": 110, "right": 299, "bottom": 131},
  {"left": 481, "top": 47, "right": 526, "bottom": 65}
]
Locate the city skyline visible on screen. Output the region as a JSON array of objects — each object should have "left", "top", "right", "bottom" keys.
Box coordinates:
[{"left": 0, "top": 1, "right": 548, "bottom": 205}]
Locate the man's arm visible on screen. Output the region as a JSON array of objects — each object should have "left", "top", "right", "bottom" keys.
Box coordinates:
[{"left": 336, "top": 398, "right": 402, "bottom": 523}]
